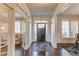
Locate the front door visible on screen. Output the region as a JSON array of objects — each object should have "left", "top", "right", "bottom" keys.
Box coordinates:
[{"left": 37, "top": 23, "right": 46, "bottom": 42}]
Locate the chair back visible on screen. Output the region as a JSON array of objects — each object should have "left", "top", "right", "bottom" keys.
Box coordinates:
[{"left": 75, "top": 33, "right": 79, "bottom": 40}]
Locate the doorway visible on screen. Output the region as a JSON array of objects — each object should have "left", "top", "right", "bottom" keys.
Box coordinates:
[{"left": 37, "top": 23, "right": 46, "bottom": 42}]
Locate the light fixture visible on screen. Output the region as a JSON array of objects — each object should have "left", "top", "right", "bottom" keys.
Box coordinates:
[{"left": 1, "top": 26, "right": 5, "bottom": 30}]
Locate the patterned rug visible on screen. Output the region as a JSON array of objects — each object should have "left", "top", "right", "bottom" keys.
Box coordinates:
[
  {"left": 31, "top": 42, "right": 51, "bottom": 52},
  {"left": 64, "top": 44, "right": 79, "bottom": 56}
]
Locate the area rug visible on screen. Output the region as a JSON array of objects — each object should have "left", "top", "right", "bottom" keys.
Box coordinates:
[
  {"left": 31, "top": 42, "right": 51, "bottom": 52},
  {"left": 64, "top": 44, "right": 79, "bottom": 56}
]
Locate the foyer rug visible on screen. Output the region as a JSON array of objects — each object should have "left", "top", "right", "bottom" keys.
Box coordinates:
[
  {"left": 64, "top": 44, "right": 79, "bottom": 56},
  {"left": 31, "top": 42, "right": 51, "bottom": 52},
  {"left": 29, "top": 42, "right": 55, "bottom": 56}
]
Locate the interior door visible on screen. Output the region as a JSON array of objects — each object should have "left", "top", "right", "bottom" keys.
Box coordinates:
[{"left": 37, "top": 23, "right": 46, "bottom": 42}]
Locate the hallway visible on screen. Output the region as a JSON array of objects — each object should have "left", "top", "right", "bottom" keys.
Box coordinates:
[{"left": 0, "top": 3, "right": 79, "bottom": 56}]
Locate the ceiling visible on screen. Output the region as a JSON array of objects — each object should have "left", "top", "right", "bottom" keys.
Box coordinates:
[
  {"left": 15, "top": 12, "right": 21, "bottom": 16},
  {"left": 61, "top": 3, "right": 79, "bottom": 15},
  {"left": 26, "top": 3, "right": 58, "bottom": 16}
]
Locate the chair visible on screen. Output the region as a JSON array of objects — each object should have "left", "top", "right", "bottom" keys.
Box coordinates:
[{"left": 75, "top": 33, "right": 79, "bottom": 49}]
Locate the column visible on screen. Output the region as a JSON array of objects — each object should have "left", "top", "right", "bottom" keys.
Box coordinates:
[
  {"left": 29, "top": 20, "right": 32, "bottom": 46},
  {"left": 8, "top": 10, "right": 15, "bottom": 56},
  {"left": 25, "top": 20, "right": 28, "bottom": 49},
  {"left": 0, "top": 17, "right": 1, "bottom": 55},
  {"left": 20, "top": 20, "right": 24, "bottom": 46}
]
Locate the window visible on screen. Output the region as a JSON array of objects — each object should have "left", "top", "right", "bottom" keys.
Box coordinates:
[
  {"left": 15, "top": 21, "right": 20, "bottom": 33},
  {"left": 62, "top": 21, "right": 69, "bottom": 37},
  {"left": 62, "top": 20, "right": 78, "bottom": 38},
  {"left": 71, "top": 21, "right": 78, "bottom": 37}
]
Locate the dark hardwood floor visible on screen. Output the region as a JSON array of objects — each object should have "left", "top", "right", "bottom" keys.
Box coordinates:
[
  {"left": 15, "top": 42, "right": 71, "bottom": 56},
  {"left": 0, "top": 42, "right": 71, "bottom": 56}
]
